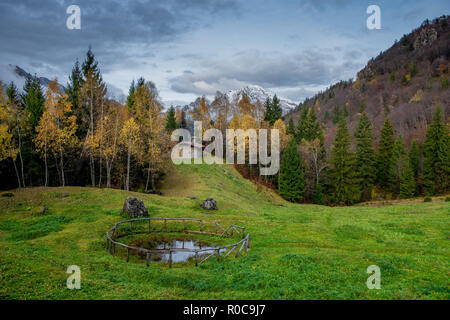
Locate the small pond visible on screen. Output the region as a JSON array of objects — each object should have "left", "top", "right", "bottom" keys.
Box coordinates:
[{"left": 129, "top": 236, "right": 218, "bottom": 263}]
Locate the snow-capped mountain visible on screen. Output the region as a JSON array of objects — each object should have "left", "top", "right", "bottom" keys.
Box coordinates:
[
  {"left": 0, "top": 64, "right": 65, "bottom": 93},
  {"left": 225, "top": 85, "right": 297, "bottom": 115}
]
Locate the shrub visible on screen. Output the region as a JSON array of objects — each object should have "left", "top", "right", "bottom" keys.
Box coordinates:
[
  {"left": 424, "top": 196, "right": 432, "bottom": 202},
  {"left": 441, "top": 77, "right": 449, "bottom": 90},
  {"left": 445, "top": 197, "right": 450, "bottom": 202},
  {"left": 1, "top": 192, "right": 14, "bottom": 197},
  {"left": 390, "top": 71, "right": 395, "bottom": 82}
]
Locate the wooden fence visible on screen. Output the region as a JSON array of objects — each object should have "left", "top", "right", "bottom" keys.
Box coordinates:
[{"left": 106, "top": 217, "right": 250, "bottom": 268}]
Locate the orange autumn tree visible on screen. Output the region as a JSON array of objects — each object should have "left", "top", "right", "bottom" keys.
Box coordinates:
[{"left": 35, "top": 80, "right": 78, "bottom": 186}]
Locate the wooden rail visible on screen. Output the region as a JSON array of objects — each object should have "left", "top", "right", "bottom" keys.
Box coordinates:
[{"left": 106, "top": 217, "right": 250, "bottom": 268}]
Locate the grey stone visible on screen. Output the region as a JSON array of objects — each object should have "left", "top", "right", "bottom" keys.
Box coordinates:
[
  {"left": 187, "top": 196, "right": 198, "bottom": 199},
  {"left": 121, "top": 197, "right": 149, "bottom": 218},
  {"left": 414, "top": 27, "right": 437, "bottom": 50},
  {"left": 200, "top": 197, "right": 217, "bottom": 210}
]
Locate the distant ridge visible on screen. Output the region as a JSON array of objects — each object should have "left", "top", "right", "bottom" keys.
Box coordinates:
[{"left": 225, "top": 85, "right": 297, "bottom": 115}]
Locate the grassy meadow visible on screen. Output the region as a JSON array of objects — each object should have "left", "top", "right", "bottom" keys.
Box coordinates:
[{"left": 0, "top": 163, "right": 449, "bottom": 299}]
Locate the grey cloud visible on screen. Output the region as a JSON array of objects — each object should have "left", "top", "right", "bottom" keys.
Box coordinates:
[
  {"left": 169, "top": 49, "right": 347, "bottom": 96},
  {"left": 0, "top": 0, "right": 239, "bottom": 81}
]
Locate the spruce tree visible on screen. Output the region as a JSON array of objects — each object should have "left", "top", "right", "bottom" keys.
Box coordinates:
[
  {"left": 409, "top": 140, "right": 420, "bottom": 180},
  {"left": 287, "top": 117, "right": 296, "bottom": 135},
  {"left": 328, "top": 118, "right": 360, "bottom": 205},
  {"left": 21, "top": 75, "right": 45, "bottom": 131},
  {"left": 263, "top": 97, "right": 273, "bottom": 124},
  {"left": 332, "top": 104, "right": 341, "bottom": 124},
  {"left": 323, "top": 110, "right": 329, "bottom": 123},
  {"left": 264, "top": 95, "right": 282, "bottom": 125},
  {"left": 165, "top": 106, "right": 177, "bottom": 132},
  {"left": 423, "top": 106, "right": 450, "bottom": 195},
  {"left": 376, "top": 117, "right": 395, "bottom": 189},
  {"left": 66, "top": 60, "right": 84, "bottom": 138},
  {"left": 390, "top": 135, "right": 415, "bottom": 196},
  {"left": 409, "top": 140, "right": 422, "bottom": 195},
  {"left": 271, "top": 95, "right": 283, "bottom": 124},
  {"left": 126, "top": 80, "right": 136, "bottom": 111},
  {"left": 295, "top": 107, "right": 309, "bottom": 143},
  {"left": 278, "top": 138, "right": 305, "bottom": 202},
  {"left": 400, "top": 163, "right": 416, "bottom": 199},
  {"left": 354, "top": 112, "right": 376, "bottom": 201},
  {"left": 304, "top": 107, "right": 323, "bottom": 142}
]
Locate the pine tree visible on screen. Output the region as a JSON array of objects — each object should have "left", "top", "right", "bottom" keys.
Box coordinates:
[
  {"left": 390, "top": 135, "right": 414, "bottom": 196},
  {"left": 312, "top": 183, "right": 324, "bottom": 205},
  {"left": 304, "top": 108, "right": 323, "bottom": 143},
  {"left": 423, "top": 106, "right": 450, "bottom": 195},
  {"left": 376, "top": 117, "right": 395, "bottom": 189},
  {"left": 21, "top": 75, "right": 45, "bottom": 131},
  {"left": 263, "top": 97, "right": 272, "bottom": 124},
  {"left": 79, "top": 47, "right": 107, "bottom": 187},
  {"left": 295, "top": 107, "right": 309, "bottom": 143},
  {"left": 327, "top": 118, "right": 360, "bottom": 205},
  {"left": 355, "top": 112, "right": 376, "bottom": 201},
  {"left": 278, "top": 138, "right": 305, "bottom": 202},
  {"left": 400, "top": 163, "right": 416, "bottom": 199},
  {"left": 343, "top": 104, "right": 349, "bottom": 118},
  {"left": 264, "top": 95, "right": 282, "bottom": 125},
  {"left": 323, "top": 110, "right": 329, "bottom": 123},
  {"left": 271, "top": 95, "right": 282, "bottom": 125},
  {"left": 409, "top": 140, "right": 420, "bottom": 180},
  {"left": 165, "top": 106, "right": 177, "bottom": 132},
  {"left": 126, "top": 80, "right": 136, "bottom": 111},
  {"left": 332, "top": 103, "right": 341, "bottom": 124},
  {"left": 66, "top": 60, "right": 83, "bottom": 138},
  {"left": 359, "top": 101, "right": 365, "bottom": 113},
  {"left": 287, "top": 117, "right": 295, "bottom": 135}
]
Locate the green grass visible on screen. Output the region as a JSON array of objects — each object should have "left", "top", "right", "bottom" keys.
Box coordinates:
[{"left": 0, "top": 163, "right": 449, "bottom": 300}]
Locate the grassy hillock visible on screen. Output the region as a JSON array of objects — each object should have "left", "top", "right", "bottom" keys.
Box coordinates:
[{"left": 0, "top": 163, "right": 449, "bottom": 299}]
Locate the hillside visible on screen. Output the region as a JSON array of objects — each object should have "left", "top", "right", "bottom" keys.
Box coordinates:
[
  {"left": 0, "top": 64, "right": 66, "bottom": 93},
  {"left": 0, "top": 163, "right": 449, "bottom": 299},
  {"left": 287, "top": 16, "right": 450, "bottom": 149}
]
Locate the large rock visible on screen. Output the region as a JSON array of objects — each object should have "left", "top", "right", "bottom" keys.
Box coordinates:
[
  {"left": 200, "top": 197, "right": 217, "bottom": 210},
  {"left": 121, "top": 197, "right": 149, "bottom": 218},
  {"left": 414, "top": 27, "right": 437, "bottom": 50}
]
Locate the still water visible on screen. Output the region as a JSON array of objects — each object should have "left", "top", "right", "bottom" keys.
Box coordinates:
[{"left": 132, "top": 238, "right": 217, "bottom": 263}]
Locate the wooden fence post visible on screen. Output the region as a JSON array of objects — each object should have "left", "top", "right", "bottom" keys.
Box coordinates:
[
  {"left": 146, "top": 253, "right": 150, "bottom": 267},
  {"left": 169, "top": 251, "right": 172, "bottom": 268},
  {"left": 195, "top": 252, "right": 198, "bottom": 267}
]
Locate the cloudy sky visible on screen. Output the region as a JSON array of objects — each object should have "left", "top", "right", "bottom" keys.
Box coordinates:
[{"left": 1, "top": 0, "right": 449, "bottom": 106}]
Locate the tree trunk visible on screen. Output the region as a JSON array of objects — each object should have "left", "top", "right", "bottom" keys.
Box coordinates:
[
  {"left": 55, "top": 156, "right": 61, "bottom": 185},
  {"left": 126, "top": 138, "right": 131, "bottom": 191},
  {"left": 89, "top": 87, "right": 95, "bottom": 187},
  {"left": 60, "top": 144, "right": 65, "bottom": 187},
  {"left": 106, "top": 161, "right": 111, "bottom": 188},
  {"left": 44, "top": 150, "right": 48, "bottom": 187},
  {"left": 98, "top": 100, "right": 104, "bottom": 187},
  {"left": 145, "top": 165, "right": 151, "bottom": 192},
  {"left": 17, "top": 125, "right": 25, "bottom": 187},
  {"left": 12, "top": 159, "right": 21, "bottom": 188}
]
